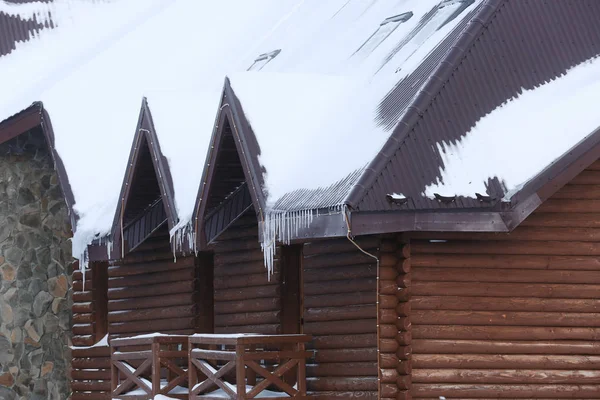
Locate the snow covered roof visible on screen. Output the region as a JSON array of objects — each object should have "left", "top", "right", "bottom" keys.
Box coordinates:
[{"left": 2, "top": 0, "right": 600, "bottom": 265}]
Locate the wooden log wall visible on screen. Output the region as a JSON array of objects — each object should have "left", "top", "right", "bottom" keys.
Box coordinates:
[
  {"left": 212, "top": 213, "right": 282, "bottom": 335},
  {"left": 71, "top": 261, "right": 110, "bottom": 400},
  {"left": 107, "top": 226, "right": 198, "bottom": 338},
  {"left": 407, "top": 161, "right": 600, "bottom": 399},
  {"left": 302, "top": 236, "right": 381, "bottom": 399}
]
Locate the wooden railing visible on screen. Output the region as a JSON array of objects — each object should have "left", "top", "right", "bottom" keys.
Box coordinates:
[
  {"left": 188, "top": 334, "right": 312, "bottom": 399},
  {"left": 110, "top": 335, "right": 188, "bottom": 399}
]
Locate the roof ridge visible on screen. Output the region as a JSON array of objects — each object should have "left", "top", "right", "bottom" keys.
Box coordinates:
[{"left": 345, "top": 0, "right": 505, "bottom": 209}]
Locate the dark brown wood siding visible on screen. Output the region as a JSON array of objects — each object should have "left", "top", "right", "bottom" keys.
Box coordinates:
[
  {"left": 302, "top": 236, "right": 380, "bottom": 399},
  {"left": 212, "top": 213, "right": 282, "bottom": 335},
  {"left": 107, "top": 227, "right": 197, "bottom": 338},
  {"left": 408, "top": 161, "right": 600, "bottom": 399}
]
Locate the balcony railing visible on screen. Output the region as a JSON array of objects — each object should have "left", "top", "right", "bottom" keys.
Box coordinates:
[{"left": 109, "top": 333, "right": 312, "bottom": 400}]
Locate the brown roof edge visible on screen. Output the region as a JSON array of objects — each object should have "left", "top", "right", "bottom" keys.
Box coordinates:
[
  {"left": 105, "top": 98, "right": 178, "bottom": 256},
  {"left": 350, "top": 126, "right": 600, "bottom": 237},
  {"left": 0, "top": 104, "right": 78, "bottom": 230},
  {"left": 344, "top": 0, "right": 504, "bottom": 210}
]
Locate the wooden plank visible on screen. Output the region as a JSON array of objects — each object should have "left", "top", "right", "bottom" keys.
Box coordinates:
[
  {"left": 108, "top": 304, "right": 195, "bottom": 322},
  {"left": 309, "top": 334, "right": 377, "bottom": 349},
  {"left": 412, "top": 281, "right": 600, "bottom": 299},
  {"left": 214, "top": 297, "right": 280, "bottom": 314},
  {"left": 108, "top": 267, "right": 194, "bottom": 288},
  {"left": 538, "top": 199, "right": 600, "bottom": 213},
  {"left": 303, "top": 253, "right": 375, "bottom": 270},
  {"left": 412, "top": 310, "right": 600, "bottom": 327},
  {"left": 303, "top": 264, "right": 376, "bottom": 282},
  {"left": 214, "top": 311, "right": 280, "bottom": 327},
  {"left": 411, "top": 295, "right": 600, "bottom": 313},
  {"left": 411, "top": 226, "right": 600, "bottom": 242},
  {"left": 412, "top": 354, "right": 600, "bottom": 369},
  {"left": 215, "top": 324, "right": 279, "bottom": 335},
  {"left": 306, "top": 391, "right": 377, "bottom": 400},
  {"left": 411, "top": 383, "right": 600, "bottom": 398},
  {"left": 214, "top": 284, "right": 279, "bottom": 302},
  {"left": 72, "top": 346, "right": 110, "bottom": 358},
  {"left": 70, "top": 393, "right": 110, "bottom": 400},
  {"left": 521, "top": 212, "right": 600, "bottom": 228},
  {"left": 72, "top": 358, "right": 111, "bottom": 369},
  {"left": 71, "top": 369, "right": 111, "bottom": 380},
  {"left": 553, "top": 184, "right": 600, "bottom": 199},
  {"left": 304, "top": 319, "right": 376, "bottom": 335},
  {"left": 411, "top": 239, "right": 600, "bottom": 256},
  {"left": 109, "top": 316, "right": 194, "bottom": 334},
  {"left": 313, "top": 348, "right": 377, "bottom": 363},
  {"left": 411, "top": 253, "right": 600, "bottom": 270},
  {"left": 413, "top": 267, "right": 600, "bottom": 284},
  {"left": 303, "top": 236, "right": 380, "bottom": 256},
  {"left": 307, "top": 377, "right": 377, "bottom": 392},
  {"left": 214, "top": 272, "right": 278, "bottom": 289},
  {"left": 73, "top": 302, "right": 93, "bottom": 313},
  {"left": 108, "top": 292, "right": 194, "bottom": 311},
  {"left": 307, "top": 362, "right": 377, "bottom": 377},
  {"left": 304, "top": 279, "right": 377, "bottom": 296},
  {"left": 71, "top": 381, "right": 111, "bottom": 391},
  {"left": 412, "top": 339, "right": 600, "bottom": 355},
  {"left": 413, "top": 325, "right": 600, "bottom": 341},
  {"left": 304, "top": 305, "right": 376, "bottom": 323},
  {"left": 108, "top": 280, "right": 194, "bottom": 300}
]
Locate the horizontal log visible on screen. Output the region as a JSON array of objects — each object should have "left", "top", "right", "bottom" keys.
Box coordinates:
[
  {"left": 72, "top": 302, "right": 93, "bottom": 313},
  {"left": 214, "top": 284, "right": 279, "bottom": 302},
  {"left": 304, "top": 279, "right": 377, "bottom": 296},
  {"left": 412, "top": 281, "right": 600, "bottom": 299},
  {"left": 538, "top": 198, "right": 600, "bottom": 213},
  {"left": 108, "top": 256, "right": 194, "bottom": 277},
  {"left": 304, "top": 252, "right": 375, "bottom": 270},
  {"left": 380, "top": 324, "right": 399, "bottom": 338},
  {"left": 70, "top": 393, "right": 111, "bottom": 400},
  {"left": 380, "top": 266, "right": 399, "bottom": 280},
  {"left": 71, "top": 381, "right": 111, "bottom": 391},
  {"left": 214, "top": 249, "right": 264, "bottom": 265},
  {"left": 305, "top": 391, "right": 377, "bottom": 400},
  {"left": 73, "top": 291, "right": 93, "bottom": 302},
  {"left": 304, "top": 265, "right": 376, "bottom": 283},
  {"left": 309, "top": 334, "right": 377, "bottom": 350},
  {"left": 380, "top": 383, "right": 399, "bottom": 398},
  {"left": 413, "top": 325, "right": 600, "bottom": 341},
  {"left": 73, "top": 324, "right": 94, "bottom": 335},
  {"left": 71, "top": 369, "right": 111, "bottom": 380},
  {"left": 213, "top": 260, "right": 268, "bottom": 277},
  {"left": 412, "top": 339, "right": 600, "bottom": 355},
  {"left": 214, "top": 224, "right": 258, "bottom": 241},
  {"left": 380, "top": 352, "right": 400, "bottom": 368},
  {"left": 412, "top": 310, "right": 600, "bottom": 327},
  {"left": 73, "top": 270, "right": 92, "bottom": 282},
  {"left": 413, "top": 267, "right": 600, "bottom": 284},
  {"left": 307, "top": 377, "right": 377, "bottom": 392},
  {"left": 72, "top": 335, "right": 95, "bottom": 347},
  {"left": 72, "top": 357, "right": 111, "bottom": 369},
  {"left": 213, "top": 236, "right": 263, "bottom": 252},
  {"left": 305, "top": 305, "right": 375, "bottom": 323},
  {"left": 412, "top": 354, "right": 600, "bottom": 369},
  {"left": 118, "top": 251, "right": 173, "bottom": 265},
  {"left": 411, "top": 226, "right": 600, "bottom": 242},
  {"left": 522, "top": 212, "right": 600, "bottom": 228},
  {"left": 215, "top": 297, "right": 280, "bottom": 314},
  {"left": 214, "top": 272, "right": 278, "bottom": 289},
  {"left": 411, "top": 253, "right": 600, "bottom": 270},
  {"left": 109, "top": 316, "right": 194, "bottom": 334},
  {"left": 72, "top": 346, "right": 110, "bottom": 358},
  {"left": 108, "top": 280, "right": 194, "bottom": 300},
  {"left": 412, "top": 239, "right": 600, "bottom": 256},
  {"left": 108, "top": 304, "right": 195, "bottom": 323},
  {"left": 305, "top": 292, "right": 376, "bottom": 308},
  {"left": 304, "top": 319, "right": 376, "bottom": 335},
  {"left": 380, "top": 279, "right": 398, "bottom": 296},
  {"left": 411, "top": 383, "right": 600, "bottom": 398},
  {"left": 380, "top": 295, "right": 399, "bottom": 309},
  {"left": 411, "top": 295, "right": 600, "bottom": 313},
  {"left": 381, "top": 367, "right": 399, "bottom": 383},
  {"left": 413, "top": 368, "right": 600, "bottom": 384},
  {"left": 215, "top": 310, "right": 280, "bottom": 326},
  {"left": 396, "top": 331, "right": 412, "bottom": 346},
  {"left": 307, "top": 362, "right": 377, "bottom": 377},
  {"left": 72, "top": 280, "right": 93, "bottom": 292},
  {"left": 73, "top": 313, "right": 93, "bottom": 324},
  {"left": 110, "top": 328, "right": 195, "bottom": 339},
  {"left": 380, "top": 338, "right": 399, "bottom": 353},
  {"left": 380, "top": 253, "right": 400, "bottom": 268},
  {"left": 108, "top": 267, "right": 194, "bottom": 288},
  {"left": 380, "top": 309, "right": 398, "bottom": 324},
  {"left": 303, "top": 236, "right": 380, "bottom": 256},
  {"left": 215, "top": 323, "right": 279, "bottom": 335},
  {"left": 314, "top": 348, "right": 377, "bottom": 363},
  {"left": 108, "top": 292, "right": 194, "bottom": 311}
]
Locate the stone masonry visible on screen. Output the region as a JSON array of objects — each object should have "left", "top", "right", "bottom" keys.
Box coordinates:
[{"left": 0, "top": 129, "right": 72, "bottom": 400}]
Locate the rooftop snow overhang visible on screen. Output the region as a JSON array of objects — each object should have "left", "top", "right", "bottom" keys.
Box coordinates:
[{"left": 0, "top": 103, "right": 77, "bottom": 230}]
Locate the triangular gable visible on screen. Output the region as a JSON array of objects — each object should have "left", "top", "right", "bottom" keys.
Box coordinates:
[
  {"left": 190, "top": 81, "right": 267, "bottom": 250},
  {"left": 110, "top": 98, "right": 177, "bottom": 257}
]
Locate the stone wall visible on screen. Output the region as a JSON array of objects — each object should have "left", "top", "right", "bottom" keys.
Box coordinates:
[{"left": 0, "top": 129, "right": 72, "bottom": 400}]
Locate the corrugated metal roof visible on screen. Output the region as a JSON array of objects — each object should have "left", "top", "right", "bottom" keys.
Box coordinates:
[
  {"left": 0, "top": 0, "right": 54, "bottom": 57},
  {"left": 352, "top": 0, "right": 600, "bottom": 213}
]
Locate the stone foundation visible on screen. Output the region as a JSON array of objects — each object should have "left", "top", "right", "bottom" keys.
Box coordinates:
[{"left": 0, "top": 129, "right": 72, "bottom": 400}]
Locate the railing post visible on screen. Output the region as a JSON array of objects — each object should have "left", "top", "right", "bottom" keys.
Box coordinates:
[
  {"left": 111, "top": 343, "right": 118, "bottom": 396},
  {"left": 246, "top": 344, "right": 257, "bottom": 386},
  {"left": 297, "top": 341, "right": 307, "bottom": 396},
  {"left": 152, "top": 341, "right": 160, "bottom": 396},
  {"left": 236, "top": 344, "right": 246, "bottom": 400}
]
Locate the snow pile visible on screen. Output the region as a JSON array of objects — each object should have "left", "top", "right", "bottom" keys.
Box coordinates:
[{"left": 425, "top": 56, "right": 600, "bottom": 199}]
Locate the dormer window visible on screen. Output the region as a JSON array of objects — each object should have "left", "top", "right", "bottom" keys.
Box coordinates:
[
  {"left": 353, "top": 12, "right": 413, "bottom": 59},
  {"left": 247, "top": 49, "right": 281, "bottom": 71}
]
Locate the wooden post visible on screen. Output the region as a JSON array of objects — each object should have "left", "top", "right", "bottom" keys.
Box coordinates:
[
  {"left": 152, "top": 341, "right": 160, "bottom": 396},
  {"left": 246, "top": 344, "right": 257, "bottom": 386},
  {"left": 236, "top": 344, "right": 246, "bottom": 400},
  {"left": 189, "top": 342, "right": 197, "bottom": 398},
  {"left": 297, "top": 341, "right": 307, "bottom": 396}
]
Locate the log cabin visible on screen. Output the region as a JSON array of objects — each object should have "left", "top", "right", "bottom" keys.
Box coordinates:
[{"left": 2, "top": 1, "right": 600, "bottom": 400}]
